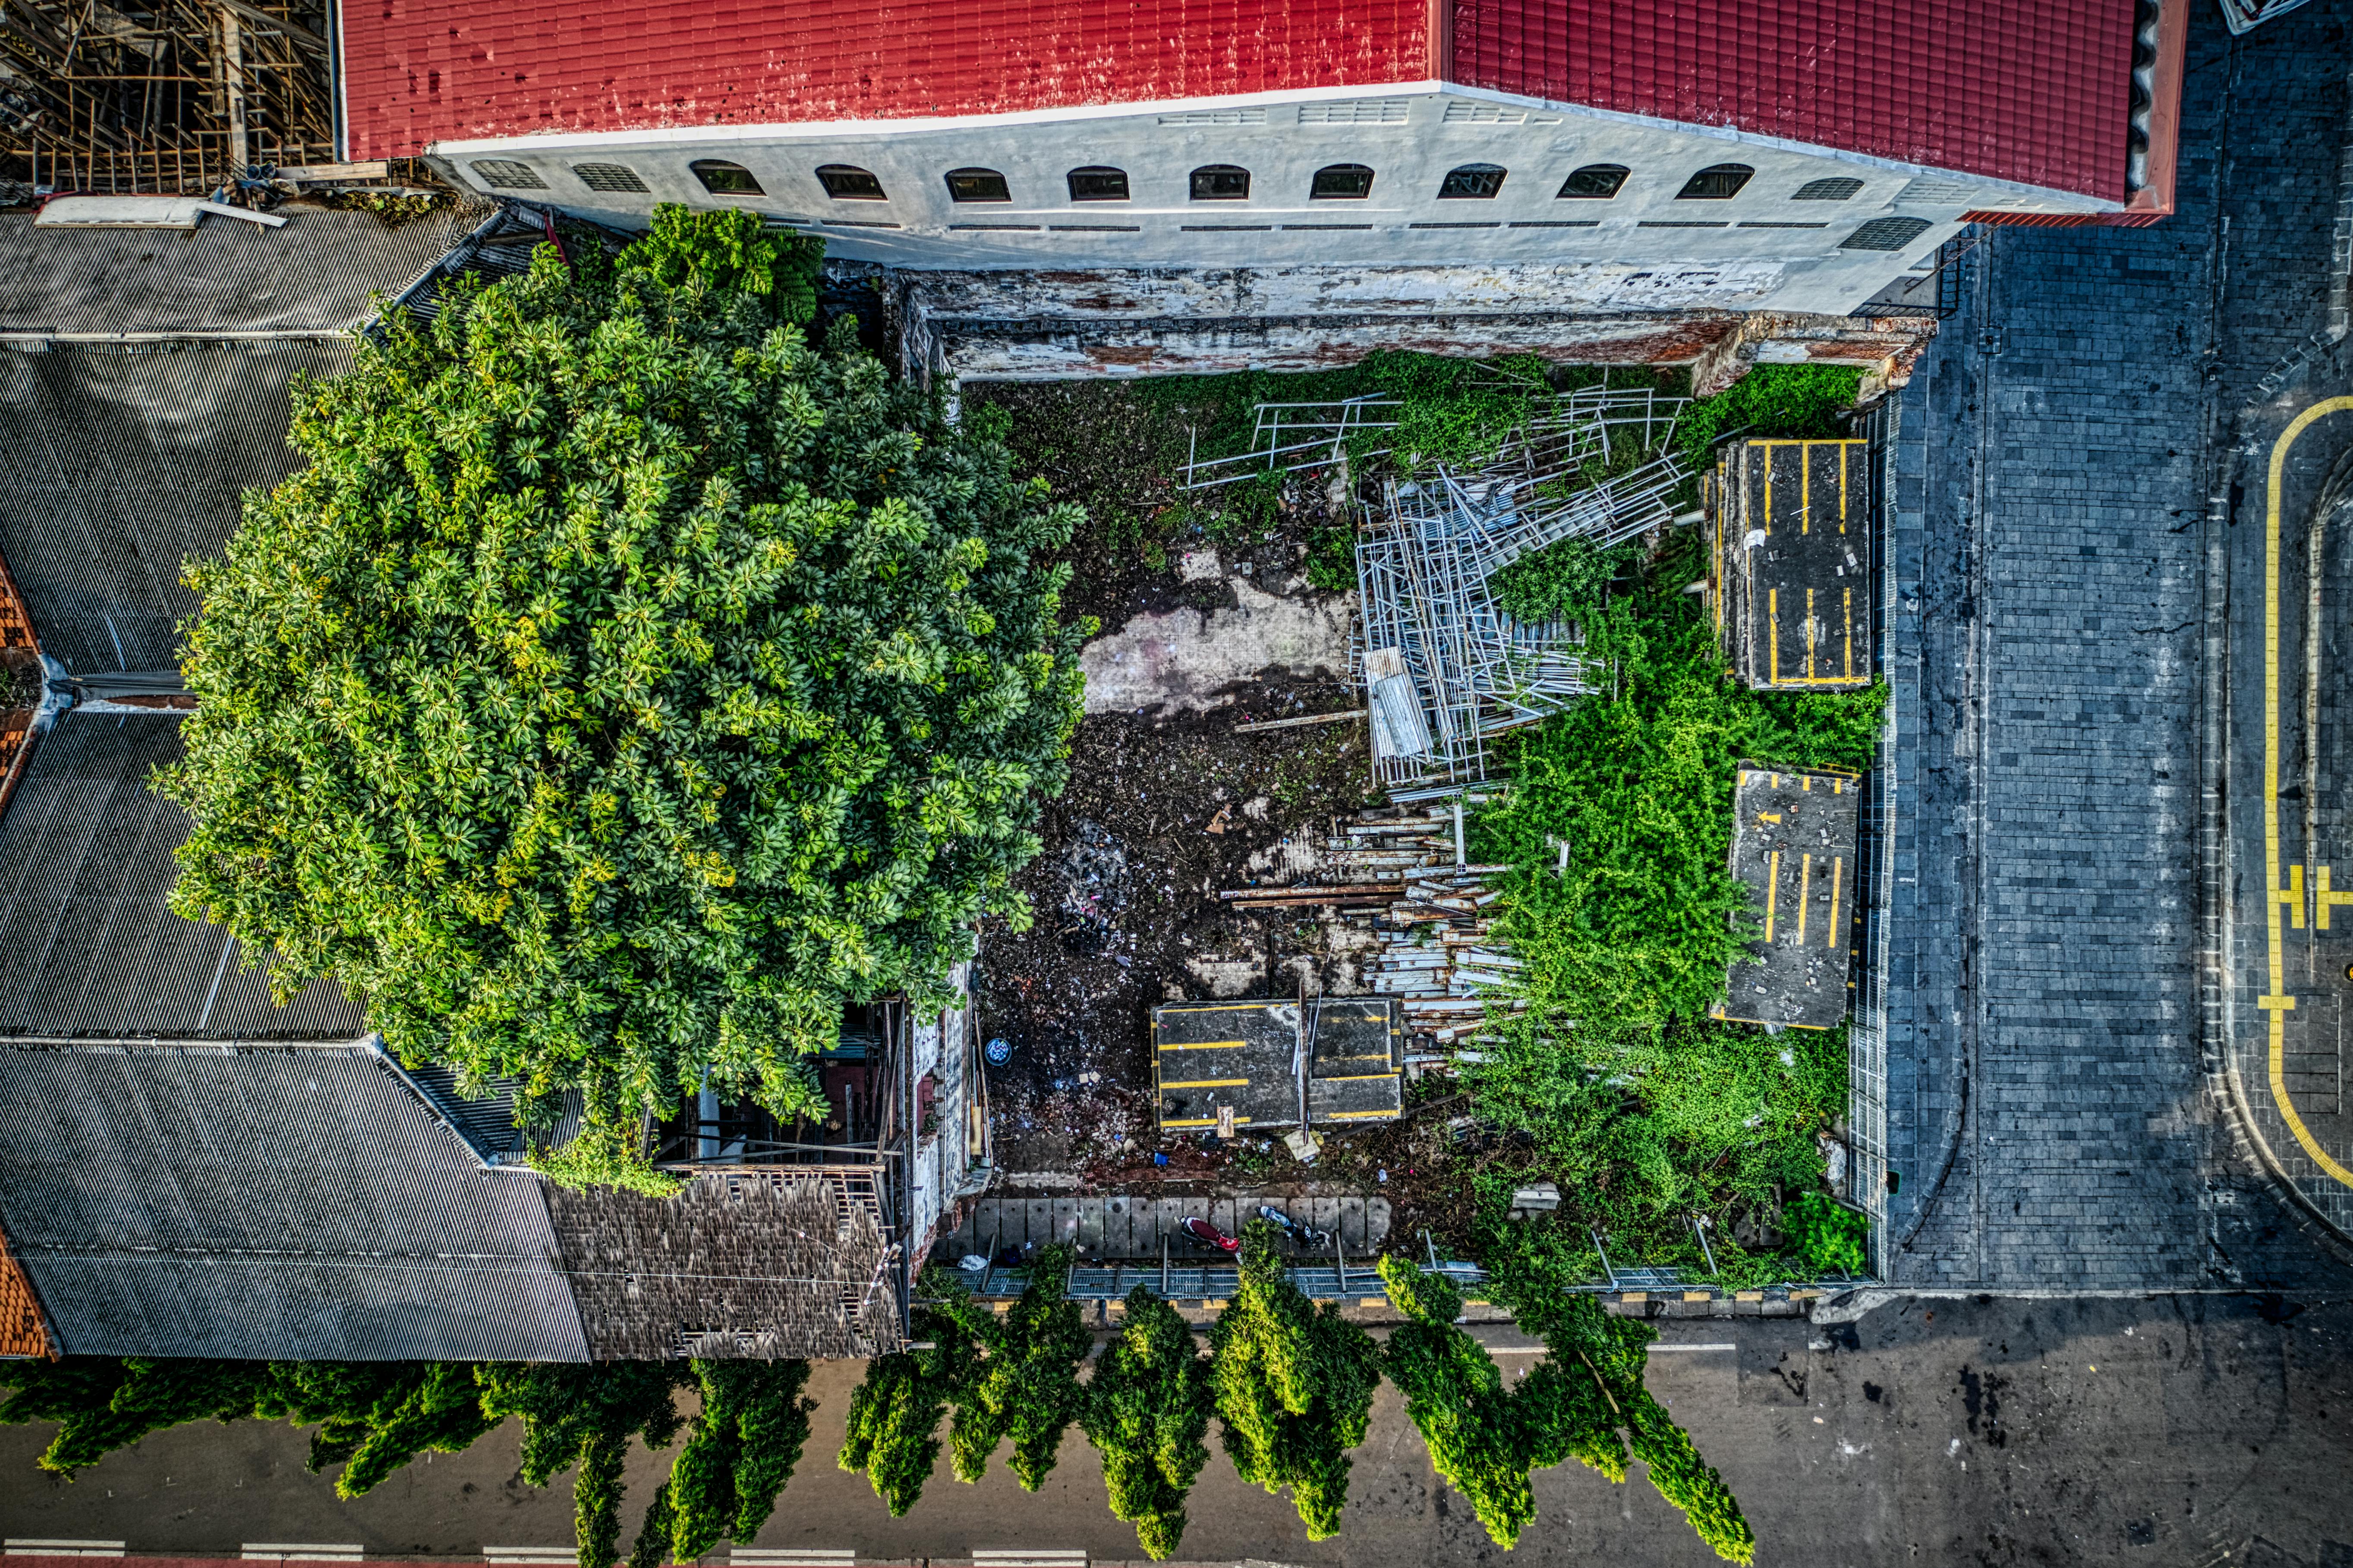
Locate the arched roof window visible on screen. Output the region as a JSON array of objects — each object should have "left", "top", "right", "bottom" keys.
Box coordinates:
[
  {"left": 1437, "top": 163, "right": 1506, "bottom": 199},
  {"left": 1068, "top": 166, "right": 1130, "bottom": 202},
  {"left": 1556, "top": 164, "right": 1629, "bottom": 199},
  {"left": 1675, "top": 163, "right": 1754, "bottom": 199},
  {"left": 1311, "top": 164, "right": 1374, "bottom": 199},
  {"left": 690, "top": 160, "right": 764, "bottom": 196},
  {"left": 945, "top": 168, "right": 1010, "bottom": 202},
  {"left": 816, "top": 164, "right": 887, "bottom": 200},
  {"left": 1189, "top": 164, "right": 1250, "bottom": 200}
]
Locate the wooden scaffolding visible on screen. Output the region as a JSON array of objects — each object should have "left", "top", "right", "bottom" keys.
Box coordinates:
[{"left": 2, "top": 0, "right": 334, "bottom": 193}]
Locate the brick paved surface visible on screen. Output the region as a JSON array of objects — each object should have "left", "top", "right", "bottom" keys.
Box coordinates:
[{"left": 1882, "top": 2, "right": 2353, "bottom": 1289}]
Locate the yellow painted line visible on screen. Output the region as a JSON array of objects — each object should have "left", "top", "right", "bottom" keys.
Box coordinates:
[
  {"left": 1763, "top": 446, "right": 1773, "bottom": 537},
  {"left": 1843, "top": 585, "right": 1855, "bottom": 679},
  {"left": 1319, "top": 1109, "right": 1397, "bottom": 1121},
  {"left": 1795, "top": 853, "right": 1812, "bottom": 947},
  {"left": 2266, "top": 396, "right": 2353, "bottom": 1188},
  {"left": 1158, "top": 1039, "right": 1250, "bottom": 1051},
  {"left": 1318, "top": 1072, "right": 1401, "bottom": 1083},
  {"left": 1162, "top": 1116, "right": 1254, "bottom": 1129},
  {"left": 1769, "top": 587, "right": 1779, "bottom": 682},
  {"left": 1763, "top": 850, "right": 1780, "bottom": 943},
  {"left": 1160, "top": 1078, "right": 1249, "bottom": 1089},
  {"left": 1805, "top": 586, "right": 1817, "bottom": 680},
  {"left": 2318, "top": 866, "right": 2353, "bottom": 930},
  {"left": 1826, "top": 856, "right": 1843, "bottom": 948},
  {"left": 1801, "top": 444, "right": 1811, "bottom": 535},
  {"left": 1839, "top": 441, "right": 1849, "bottom": 533}
]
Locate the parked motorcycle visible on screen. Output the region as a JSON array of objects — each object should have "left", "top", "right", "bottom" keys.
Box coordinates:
[
  {"left": 1256, "top": 1204, "right": 1335, "bottom": 1249},
  {"left": 1179, "top": 1216, "right": 1239, "bottom": 1253}
]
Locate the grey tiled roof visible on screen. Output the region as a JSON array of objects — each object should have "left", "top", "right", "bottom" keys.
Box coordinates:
[
  {"left": 0, "top": 339, "right": 351, "bottom": 674},
  {"left": 0, "top": 711, "right": 359, "bottom": 1037},
  {"left": 0, "top": 201, "right": 495, "bottom": 335},
  {"left": 0, "top": 1038, "right": 589, "bottom": 1361}
]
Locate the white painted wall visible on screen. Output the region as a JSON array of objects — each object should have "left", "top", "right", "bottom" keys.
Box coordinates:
[{"left": 432, "top": 85, "right": 2098, "bottom": 317}]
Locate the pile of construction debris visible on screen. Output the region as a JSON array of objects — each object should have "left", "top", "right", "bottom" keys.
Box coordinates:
[{"left": 1217, "top": 794, "right": 1526, "bottom": 1051}]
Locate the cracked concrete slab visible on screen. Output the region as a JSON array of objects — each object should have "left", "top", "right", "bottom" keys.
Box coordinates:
[{"left": 1078, "top": 576, "right": 1352, "bottom": 715}]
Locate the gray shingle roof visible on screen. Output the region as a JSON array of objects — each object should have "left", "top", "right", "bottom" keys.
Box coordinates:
[
  {"left": 0, "top": 711, "right": 360, "bottom": 1037},
  {"left": 0, "top": 1039, "right": 589, "bottom": 1361},
  {"left": 0, "top": 201, "right": 494, "bottom": 335},
  {"left": 0, "top": 339, "right": 351, "bottom": 674}
]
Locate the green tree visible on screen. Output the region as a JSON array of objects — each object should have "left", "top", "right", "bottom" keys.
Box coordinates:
[
  {"left": 1, "top": 1358, "right": 263, "bottom": 1478},
  {"left": 837, "top": 1279, "right": 985, "bottom": 1516},
  {"left": 665, "top": 1360, "right": 815, "bottom": 1560},
  {"left": 0, "top": 1359, "right": 498, "bottom": 1496},
  {"left": 1377, "top": 1256, "right": 1544, "bottom": 1548},
  {"left": 478, "top": 1361, "right": 692, "bottom": 1568},
  {"left": 1208, "top": 1221, "right": 1381, "bottom": 1540},
  {"left": 161, "top": 205, "right": 1089, "bottom": 1185},
  {"left": 941, "top": 1243, "right": 1090, "bottom": 1490},
  {"left": 1083, "top": 1285, "right": 1213, "bottom": 1560},
  {"left": 1487, "top": 1242, "right": 1755, "bottom": 1564}
]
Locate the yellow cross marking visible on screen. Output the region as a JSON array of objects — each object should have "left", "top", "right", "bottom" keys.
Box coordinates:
[
  {"left": 2318, "top": 866, "right": 2353, "bottom": 931},
  {"left": 2278, "top": 863, "right": 2306, "bottom": 930}
]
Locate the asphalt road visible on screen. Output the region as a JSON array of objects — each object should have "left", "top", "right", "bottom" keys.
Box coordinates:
[{"left": 6, "top": 1294, "right": 2353, "bottom": 1568}]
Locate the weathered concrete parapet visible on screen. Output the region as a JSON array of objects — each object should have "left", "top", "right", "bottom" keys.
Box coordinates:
[
  {"left": 859, "top": 261, "right": 1938, "bottom": 390},
  {"left": 1690, "top": 309, "right": 1940, "bottom": 400}
]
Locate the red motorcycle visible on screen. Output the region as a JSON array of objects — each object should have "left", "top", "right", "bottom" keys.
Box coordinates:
[{"left": 1180, "top": 1216, "right": 1239, "bottom": 1253}]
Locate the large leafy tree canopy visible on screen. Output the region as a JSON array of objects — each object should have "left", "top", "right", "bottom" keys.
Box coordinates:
[{"left": 161, "top": 207, "right": 1087, "bottom": 1174}]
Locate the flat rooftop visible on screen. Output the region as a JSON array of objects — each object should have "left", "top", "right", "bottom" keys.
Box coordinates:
[
  {"left": 1711, "top": 438, "right": 1873, "bottom": 693},
  {"left": 1151, "top": 997, "right": 1404, "bottom": 1133},
  {"left": 1712, "top": 765, "right": 1861, "bottom": 1031}
]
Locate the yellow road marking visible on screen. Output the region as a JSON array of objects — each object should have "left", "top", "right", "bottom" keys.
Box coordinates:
[
  {"left": 1801, "top": 444, "right": 1811, "bottom": 534},
  {"left": 1319, "top": 1109, "right": 1397, "bottom": 1121},
  {"left": 1826, "top": 856, "right": 1843, "bottom": 948},
  {"left": 1162, "top": 1116, "right": 1254, "bottom": 1129},
  {"left": 1839, "top": 441, "right": 1849, "bottom": 533},
  {"left": 2319, "top": 866, "right": 2353, "bottom": 931},
  {"left": 1806, "top": 586, "right": 1817, "bottom": 680},
  {"left": 1844, "top": 585, "right": 1855, "bottom": 678},
  {"left": 1317, "top": 1072, "right": 1401, "bottom": 1083},
  {"left": 1764, "top": 850, "right": 1780, "bottom": 944},
  {"left": 2265, "top": 396, "right": 2353, "bottom": 1188},
  {"left": 1795, "top": 853, "right": 1812, "bottom": 946},
  {"left": 1769, "top": 588, "right": 1779, "bottom": 682},
  {"left": 1160, "top": 1078, "right": 1249, "bottom": 1089},
  {"left": 1158, "top": 1039, "right": 1249, "bottom": 1051}
]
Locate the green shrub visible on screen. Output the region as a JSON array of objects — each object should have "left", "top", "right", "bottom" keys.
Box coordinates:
[{"left": 1781, "top": 1192, "right": 1871, "bottom": 1276}]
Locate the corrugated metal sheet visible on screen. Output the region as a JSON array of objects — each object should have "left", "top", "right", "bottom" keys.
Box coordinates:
[
  {"left": 1452, "top": 0, "right": 2138, "bottom": 204},
  {"left": 340, "top": 0, "right": 1431, "bottom": 159},
  {"left": 0, "top": 1040, "right": 590, "bottom": 1361},
  {"left": 0, "top": 201, "right": 495, "bottom": 334},
  {"left": 0, "top": 340, "right": 348, "bottom": 674},
  {"left": 0, "top": 713, "right": 364, "bottom": 1038}
]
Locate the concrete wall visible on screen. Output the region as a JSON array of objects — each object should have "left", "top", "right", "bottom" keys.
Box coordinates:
[{"left": 431, "top": 84, "right": 2101, "bottom": 317}]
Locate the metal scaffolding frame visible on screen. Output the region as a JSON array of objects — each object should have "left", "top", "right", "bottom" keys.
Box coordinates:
[
  {"left": 1176, "top": 395, "right": 1401, "bottom": 489},
  {"left": 1352, "top": 390, "right": 1694, "bottom": 787}
]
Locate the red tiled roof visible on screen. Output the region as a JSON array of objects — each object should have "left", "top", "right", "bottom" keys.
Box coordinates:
[
  {"left": 341, "top": 0, "right": 1435, "bottom": 160},
  {"left": 346, "top": 0, "right": 2136, "bottom": 203},
  {"left": 1449, "top": 0, "right": 2138, "bottom": 202}
]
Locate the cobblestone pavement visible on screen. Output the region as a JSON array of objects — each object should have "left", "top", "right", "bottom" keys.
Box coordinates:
[{"left": 1882, "top": 1, "right": 2353, "bottom": 1288}]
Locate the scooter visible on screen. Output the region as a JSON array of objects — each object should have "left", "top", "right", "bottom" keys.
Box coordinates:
[
  {"left": 1256, "top": 1204, "right": 1335, "bottom": 1248},
  {"left": 1179, "top": 1216, "right": 1239, "bottom": 1253}
]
